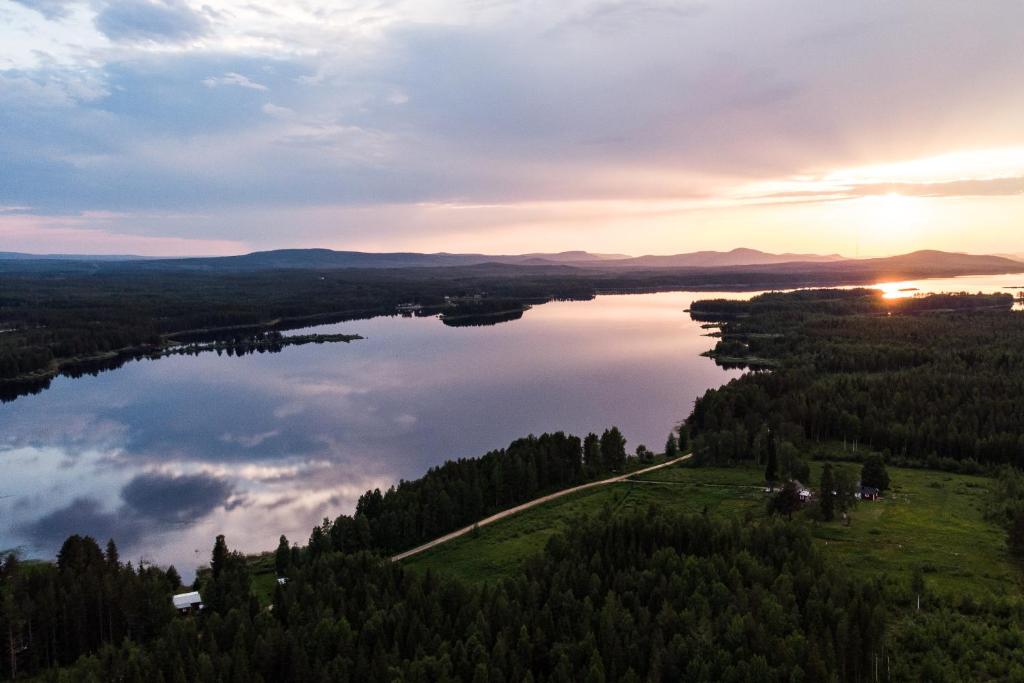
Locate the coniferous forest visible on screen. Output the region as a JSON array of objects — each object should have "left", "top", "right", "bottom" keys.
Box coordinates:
[
  {"left": 688, "top": 289, "right": 1023, "bottom": 470},
  {"left": 3, "top": 257, "right": 1016, "bottom": 396},
  {"left": 4, "top": 289, "right": 1024, "bottom": 680},
  {"left": 10, "top": 512, "right": 893, "bottom": 682}
]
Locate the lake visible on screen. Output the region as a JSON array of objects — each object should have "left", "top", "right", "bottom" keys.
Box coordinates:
[{"left": 1, "top": 275, "right": 1021, "bottom": 574}]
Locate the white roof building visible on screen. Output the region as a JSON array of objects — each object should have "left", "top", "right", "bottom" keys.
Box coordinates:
[{"left": 172, "top": 591, "right": 203, "bottom": 611}]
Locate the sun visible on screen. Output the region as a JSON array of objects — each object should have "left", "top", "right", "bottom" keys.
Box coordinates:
[
  {"left": 854, "top": 193, "right": 928, "bottom": 252},
  {"left": 865, "top": 193, "right": 922, "bottom": 228}
]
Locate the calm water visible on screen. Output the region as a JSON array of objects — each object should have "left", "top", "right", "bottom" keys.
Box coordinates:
[{"left": 2, "top": 275, "right": 1021, "bottom": 574}]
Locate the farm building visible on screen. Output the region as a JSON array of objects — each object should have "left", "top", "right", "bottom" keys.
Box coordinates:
[{"left": 172, "top": 591, "right": 203, "bottom": 615}]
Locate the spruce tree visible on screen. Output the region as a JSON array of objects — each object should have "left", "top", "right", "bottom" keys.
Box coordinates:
[
  {"left": 583, "top": 433, "right": 602, "bottom": 474},
  {"left": 664, "top": 433, "right": 679, "bottom": 459},
  {"left": 600, "top": 427, "right": 627, "bottom": 472},
  {"left": 771, "top": 481, "right": 801, "bottom": 520},
  {"left": 860, "top": 455, "right": 890, "bottom": 491},
  {"left": 211, "top": 535, "right": 229, "bottom": 579},
  {"left": 677, "top": 428, "right": 689, "bottom": 452},
  {"left": 820, "top": 463, "right": 836, "bottom": 521},
  {"left": 764, "top": 433, "right": 778, "bottom": 491},
  {"left": 165, "top": 565, "right": 182, "bottom": 590},
  {"left": 105, "top": 538, "right": 120, "bottom": 569},
  {"left": 275, "top": 535, "right": 291, "bottom": 577}
]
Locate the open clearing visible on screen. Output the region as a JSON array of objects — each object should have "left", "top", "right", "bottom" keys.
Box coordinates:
[{"left": 405, "top": 461, "right": 1020, "bottom": 598}]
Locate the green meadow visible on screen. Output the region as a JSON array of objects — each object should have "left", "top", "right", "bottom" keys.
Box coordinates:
[{"left": 405, "top": 461, "right": 1020, "bottom": 599}]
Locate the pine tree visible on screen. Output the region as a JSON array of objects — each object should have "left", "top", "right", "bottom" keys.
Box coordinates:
[
  {"left": 275, "top": 536, "right": 291, "bottom": 577},
  {"left": 764, "top": 433, "right": 778, "bottom": 491},
  {"left": 677, "top": 428, "right": 689, "bottom": 453},
  {"left": 211, "top": 535, "right": 229, "bottom": 579},
  {"left": 770, "top": 481, "right": 801, "bottom": 520},
  {"left": 165, "top": 565, "right": 182, "bottom": 590},
  {"left": 665, "top": 433, "right": 679, "bottom": 459},
  {"left": 105, "top": 539, "right": 120, "bottom": 569},
  {"left": 600, "top": 427, "right": 627, "bottom": 472},
  {"left": 820, "top": 463, "right": 836, "bottom": 521},
  {"left": 583, "top": 433, "right": 602, "bottom": 474},
  {"left": 860, "top": 455, "right": 890, "bottom": 491}
]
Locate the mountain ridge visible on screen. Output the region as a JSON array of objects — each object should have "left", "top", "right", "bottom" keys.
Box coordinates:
[
  {"left": 1, "top": 248, "right": 1021, "bottom": 278},
  {"left": 0, "top": 247, "right": 844, "bottom": 270}
]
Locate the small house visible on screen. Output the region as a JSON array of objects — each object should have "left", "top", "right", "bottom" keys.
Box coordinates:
[
  {"left": 793, "top": 481, "right": 813, "bottom": 502},
  {"left": 172, "top": 591, "right": 203, "bottom": 615},
  {"left": 860, "top": 485, "right": 880, "bottom": 501}
]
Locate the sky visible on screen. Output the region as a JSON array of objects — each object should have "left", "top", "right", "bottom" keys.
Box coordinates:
[{"left": 1, "top": 0, "right": 1023, "bottom": 257}]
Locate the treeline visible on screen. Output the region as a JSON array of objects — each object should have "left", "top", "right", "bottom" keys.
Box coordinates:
[
  {"left": 0, "top": 537, "right": 180, "bottom": 679},
  {"left": 51, "top": 512, "right": 888, "bottom": 682},
  {"left": 688, "top": 289, "right": 1024, "bottom": 470},
  {"left": 309, "top": 429, "right": 630, "bottom": 557},
  {"left": 690, "top": 288, "right": 1012, "bottom": 322},
  {"left": 5, "top": 421, "right": 1022, "bottom": 680},
  {"left": 0, "top": 265, "right": 606, "bottom": 384},
  {"left": 4, "top": 261, "right": 1015, "bottom": 390},
  {"left": 2, "top": 427, "right": 638, "bottom": 679}
]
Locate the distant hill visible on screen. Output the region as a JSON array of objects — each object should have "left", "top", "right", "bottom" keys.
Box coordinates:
[
  {"left": 849, "top": 250, "right": 1024, "bottom": 273},
  {"left": 1, "top": 248, "right": 1020, "bottom": 282},
  {"left": 0, "top": 251, "right": 152, "bottom": 261},
  {"left": 516, "top": 250, "right": 631, "bottom": 263},
  {"left": 144, "top": 247, "right": 843, "bottom": 270},
  {"left": 576, "top": 248, "right": 846, "bottom": 269},
  {"left": 700, "top": 250, "right": 1024, "bottom": 280},
  {"left": 0, "top": 247, "right": 843, "bottom": 270},
  {"left": 51, "top": 247, "right": 843, "bottom": 271},
  {"left": 77, "top": 249, "right": 635, "bottom": 271}
]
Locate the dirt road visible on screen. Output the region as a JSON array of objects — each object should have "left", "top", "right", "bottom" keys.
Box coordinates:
[{"left": 390, "top": 453, "right": 691, "bottom": 562}]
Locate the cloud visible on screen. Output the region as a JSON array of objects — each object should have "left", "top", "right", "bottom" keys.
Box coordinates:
[
  {"left": 554, "top": 0, "right": 703, "bottom": 33},
  {"left": 0, "top": 68, "right": 109, "bottom": 108},
  {"left": 847, "top": 177, "right": 1024, "bottom": 199},
  {"left": 9, "top": 0, "right": 78, "bottom": 20},
  {"left": 3, "top": 1, "right": 1024, "bottom": 253},
  {"left": 94, "top": 0, "right": 209, "bottom": 43},
  {"left": 262, "top": 102, "right": 295, "bottom": 119},
  {"left": 753, "top": 176, "right": 1024, "bottom": 205},
  {"left": 219, "top": 429, "right": 280, "bottom": 448},
  {"left": 22, "top": 498, "right": 128, "bottom": 548},
  {"left": 203, "top": 72, "right": 268, "bottom": 91},
  {"left": 272, "top": 402, "right": 305, "bottom": 418},
  {"left": 120, "top": 471, "right": 233, "bottom": 523},
  {"left": 393, "top": 413, "right": 417, "bottom": 428},
  {"left": 20, "top": 471, "right": 232, "bottom": 551}
]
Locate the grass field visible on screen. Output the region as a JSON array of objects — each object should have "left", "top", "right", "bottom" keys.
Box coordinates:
[
  {"left": 246, "top": 552, "right": 279, "bottom": 606},
  {"left": 807, "top": 463, "right": 1017, "bottom": 597},
  {"left": 405, "top": 460, "right": 1021, "bottom": 598},
  {"left": 404, "top": 483, "right": 675, "bottom": 583},
  {"left": 405, "top": 463, "right": 766, "bottom": 584}
]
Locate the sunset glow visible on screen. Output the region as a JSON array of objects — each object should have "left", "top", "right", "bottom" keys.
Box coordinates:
[{"left": 2, "top": 1, "right": 1023, "bottom": 256}]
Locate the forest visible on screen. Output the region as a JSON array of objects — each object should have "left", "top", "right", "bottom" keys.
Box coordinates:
[
  {"left": 687, "top": 289, "right": 1024, "bottom": 470},
  {"left": 3, "top": 257, "right": 1017, "bottom": 395},
  {"left": 312, "top": 429, "right": 629, "bottom": 558},
  {"left": 0, "top": 536, "right": 181, "bottom": 678},
  {"left": 5, "top": 288, "right": 1024, "bottom": 680},
  {"left": 12, "top": 513, "right": 893, "bottom": 682}
]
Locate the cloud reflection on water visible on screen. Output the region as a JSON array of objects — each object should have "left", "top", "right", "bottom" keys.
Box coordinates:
[{"left": 27, "top": 284, "right": 1014, "bottom": 573}]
